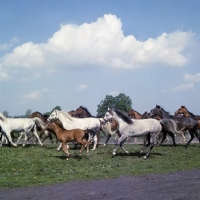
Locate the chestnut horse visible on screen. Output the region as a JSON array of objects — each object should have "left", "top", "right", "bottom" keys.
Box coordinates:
[{"left": 45, "top": 120, "right": 89, "bottom": 159}]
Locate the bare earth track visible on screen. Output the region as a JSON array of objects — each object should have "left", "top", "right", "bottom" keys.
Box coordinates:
[{"left": 1, "top": 169, "right": 200, "bottom": 200}]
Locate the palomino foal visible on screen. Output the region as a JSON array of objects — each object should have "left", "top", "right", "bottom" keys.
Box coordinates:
[{"left": 45, "top": 120, "right": 89, "bottom": 159}]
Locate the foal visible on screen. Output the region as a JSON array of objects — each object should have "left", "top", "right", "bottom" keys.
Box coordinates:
[{"left": 45, "top": 120, "right": 89, "bottom": 159}]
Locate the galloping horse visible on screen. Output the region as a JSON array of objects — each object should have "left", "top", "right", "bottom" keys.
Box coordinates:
[
  {"left": 149, "top": 105, "right": 200, "bottom": 147},
  {"left": 0, "top": 113, "right": 43, "bottom": 146},
  {"left": 104, "top": 108, "right": 162, "bottom": 158},
  {"left": 47, "top": 110, "right": 101, "bottom": 151},
  {"left": 45, "top": 119, "right": 89, "bottom": 159}
]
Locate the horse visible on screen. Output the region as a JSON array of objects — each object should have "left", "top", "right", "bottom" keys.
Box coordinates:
[
  {"left": 73, "top": 106, "right": 95, "bottom": 118},
  {"left": 29, "top": 111, "right": 56, "bottom": 143},
  {"left": 175, "top": 106, "right": 200, "bottom": 123},
  {"left": 101, "top": 118, "right": 120, "bottom": 145},
  {"left": 127, "top": 109, "right": 142, "bottom": 119},
  {"left": 103, "top": 108, "right": 162, "bottom": 159},
  {"left": 0, "top": 113, "right": 43, "bottom": 147},
  {"left": 47, "top": 110, "right": 101, "bottom": 151},
  {"left": 45, "top": 119, "right": 89, "bottom": 159},
  {"left": 149, "top": 105, "right": 200, "bottom": 147},
  {"left": 71, "top": 106, "right": 101, "bottom": 150},
  {"left": 140, "top": 112, "right": 185, "bottom": 146}
]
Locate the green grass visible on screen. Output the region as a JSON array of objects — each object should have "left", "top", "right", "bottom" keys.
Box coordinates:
[{"left": 1, "top": 143, "right": 200, "bottom": 188}]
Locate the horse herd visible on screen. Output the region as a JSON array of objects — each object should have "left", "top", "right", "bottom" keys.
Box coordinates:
[{"left": 0, "top": 105, "right": 200, "bottom": 160}]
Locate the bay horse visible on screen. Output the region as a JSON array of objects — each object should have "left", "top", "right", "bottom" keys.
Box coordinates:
[
  {"left": 45, "top": 119, "right": 89, "bottom": 159},
  {"left": 104, "top": 108, "right": 162, "bottom": 159},
  {"left": 149, "top": 105, "right": 200, "bottom": 147}
]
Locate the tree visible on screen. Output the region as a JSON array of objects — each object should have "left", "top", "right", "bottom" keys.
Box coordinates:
[
  {"left": 96, "top": 93, "right": 132, "bottom": 117},
  {"left": 3, "top": 110, "right": 9, "bottom": 117},
  {"left": 51, "top": 106, "right": 61, "bottom": 113},
  {"left": 25, "top": 109, "right": 32, "bottom": 117}
]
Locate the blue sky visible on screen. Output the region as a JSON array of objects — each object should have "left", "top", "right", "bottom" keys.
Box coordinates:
[{"left": 0, "top": 0, "right": 200, "bottom": 116}]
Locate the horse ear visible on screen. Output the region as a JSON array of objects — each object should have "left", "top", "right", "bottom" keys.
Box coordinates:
[{"left": 181, "top": 105, "right": 185, "bottom": 108}]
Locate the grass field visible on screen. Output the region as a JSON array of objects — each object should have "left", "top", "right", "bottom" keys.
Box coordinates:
[{"left": 1, "top": 140, "right": 200, "bottom": 188}]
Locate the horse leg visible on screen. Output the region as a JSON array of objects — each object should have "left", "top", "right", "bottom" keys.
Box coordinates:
[
  {"left": 185, "top": 131, "right": 195, "bottom": 148},
  {"left": 141, "top": 134, "right": 150, "bottom": 153},
  {"left": 57, "top": 142, "right": 62, "bottom": 150},
  {"left": 61, "top": 142, "right": 70, "bottom": 159},
  {"left": 168, "top": 132, "right": 176, "bottom": 147},
  {"left": 194, "top": 131, "right": 200, "bottom": 147},
  {"left": 120, "top": 137, "right": 129, "bottom": 154},
  {"left": 32, "top": 126, "right": 43, "bottom": 146},
  {"left": 91, "top": 135, "right": 98, "bottom": 151},
  {"left": 144, "top": 134, "right": 157, "bottom": 159},
  {"left": 5, "top": 131, "right": 17, "bottom": 146},
  {"left": 113, "top": 135, "right": 128, "bottom": 155},
  {"left": 104, "top": 134, "right": 111, "bottom": 146}
]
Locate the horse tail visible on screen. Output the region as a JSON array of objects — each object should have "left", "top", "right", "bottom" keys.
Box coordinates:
[
  {"left": 160, "top": 119, "right": 185, "bottom": 139},
  {"left": 32, "top": 117, "right": 46, "bottom": 129}
]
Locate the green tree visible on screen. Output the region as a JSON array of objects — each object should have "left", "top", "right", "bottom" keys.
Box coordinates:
[
  {"left": 3, "top": 110, "right": 9, "bottom": 117},
  {"left": 25, "top": 109, "right": 32, "bottom": 117},
  {"left": 51, "top": 106, "right": 61, "bottom": 113},
  {"left": 96, "top": 93, "right": 132, "bottom": 117}
]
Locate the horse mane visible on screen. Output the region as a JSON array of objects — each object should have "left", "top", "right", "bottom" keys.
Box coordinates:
[
  {"left": 130, "top": 109, "right": 141, "bottom": 116},
  {"left": 183, "top": 107, "right": 195, "bottom": 117},
  {"left": 78, "top": 106, "right": 93, "bottom": 117},
  {"left": 113, "top": 109, "right": 133, "bottom": 125},
  {"left": 156, "top": 105, "right": 170, "bottom": 117},
  {"left": 0, "top": 113, "right": 7, "bottom": 122},
  {"left": 58, "top": 110, "right": 73, "bottom": 121}
]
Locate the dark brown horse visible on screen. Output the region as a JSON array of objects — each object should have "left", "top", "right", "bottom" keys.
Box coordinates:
[
  {"left": 45, "top": 120, "right": 89, "bottom": 159},
  {"left": 150, "top": 105, "right": 200, "bottom": 147},
  {"left": 127, "top": 109, "right": 142, "bottom": 119}
]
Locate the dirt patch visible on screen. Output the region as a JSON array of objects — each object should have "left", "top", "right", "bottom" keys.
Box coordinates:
[{"left": 1, "top": 169, "right": 200, "bottom": 200}]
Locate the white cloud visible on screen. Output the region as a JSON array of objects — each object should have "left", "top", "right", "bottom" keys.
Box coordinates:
[
  {"left": 0, "top": 14, "right": 197, "bottom": 80},
  {"left": 184, "top": 73, "right": 200, "bottom": 82},
  {"left": 169, "top": 83, "right": 194, "bottom": 92},
  {"left": 76, "top": 84, "right": 89, "bottom": 91},
  {"left": 0, "top": 37, "right": 19, "bottom": 51},
  {"left": 0, "top": 73, "right": 9, "bottom": 81},
  {"left": 22, "top": 88, "right": 49, "bottom": 100}
]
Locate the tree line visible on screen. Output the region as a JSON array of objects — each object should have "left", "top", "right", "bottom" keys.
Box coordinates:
[{"left": 2, "top": 93, "right": 132, "bottom": 118}]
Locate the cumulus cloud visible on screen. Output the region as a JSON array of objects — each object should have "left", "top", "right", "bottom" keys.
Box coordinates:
[
  {"left": 22, "top": 88, "right": 49, "bottom": 100},
  {"left": 184, "top": 73, "right": 200, "bottom": 82},
  {"left": 0, "top": 14, "right": 196, "bottom": 80},
  {"left": 76, "top": 84, "right": 89, "bottom": 91}
]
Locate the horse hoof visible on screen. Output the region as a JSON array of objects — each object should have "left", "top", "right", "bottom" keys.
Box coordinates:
[
  {"left": 112, "top": 152, "right": 116, "bottom": 156},
  {"left": 103, "top": 143, "right": 107, "bottom": 146},
  {"left": 125, "top": 151, "right": 130, "bottom": 155},
  {"left": 140, "top": 150, "right": 144, "bottom": 153},
  {"left": 143, "top": 156, "right": 147, "bottom": 159},
  {"left": 87, "top": 153, "right": 89, "bottom": 156},
  {"left": 92, "top": 148, "right": 96, "bottom": 151}
]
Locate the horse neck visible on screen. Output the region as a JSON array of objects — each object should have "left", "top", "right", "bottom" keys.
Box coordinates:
[{"left": 160, "top": 109, "right": 170, "bottom": 118}]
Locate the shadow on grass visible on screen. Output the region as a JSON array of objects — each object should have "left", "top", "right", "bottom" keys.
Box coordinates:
[{"left": 113, "top": 151, "right": 163, "bottom": 158}]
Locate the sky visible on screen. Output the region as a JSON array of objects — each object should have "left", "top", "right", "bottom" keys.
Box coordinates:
[{"left": 0, "top": 0, "right": 200, "bottom": 116}]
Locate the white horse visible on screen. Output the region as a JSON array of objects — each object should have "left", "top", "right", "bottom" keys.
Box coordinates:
[
  {"left": 47, "top": 110, "right": 101, "bottom": 151},
  {"left": 0, "top": 113, "right": 43, "bottom": 147},
  {"left": 103, "top": 108, "right": 162, "bottom": 159}
]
